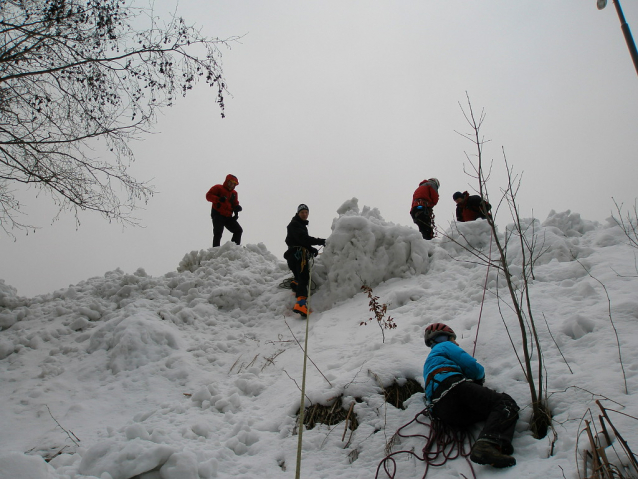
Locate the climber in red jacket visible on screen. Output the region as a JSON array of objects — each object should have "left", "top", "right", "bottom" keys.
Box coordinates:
[{"left": 206, "top": 174, "right": 243, "bottom": 247}]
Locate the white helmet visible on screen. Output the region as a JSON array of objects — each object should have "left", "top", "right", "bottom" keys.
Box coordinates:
[{"left": 428, "top": 178, "right": 440, "bottom": 189}]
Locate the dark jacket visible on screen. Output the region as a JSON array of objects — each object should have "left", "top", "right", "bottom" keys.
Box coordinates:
[
  {"left": 206, "top": 174, "right": 240, "bottom": 217},
  {"left": 285, "top": 215, "right": 324, "bottom": 255},
  {"left": 456, "top": 192, "right": 491, "bottom": 222}
]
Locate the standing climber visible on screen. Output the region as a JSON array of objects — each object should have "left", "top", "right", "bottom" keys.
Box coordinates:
[
  {"left": 284, "top": 204, "right": 326, "bottom": 318},
  {"left": 411, "top": 178, "right": 440, "bottom": 240},
  {"left": 453, "top": 191, "right": 492, "bottom": 222},
  {"left": 423, "top": 323, "right": 519, "bottom": 468},
  {"left": 206, "top": 174, "right": 243, "bottom": 247}
]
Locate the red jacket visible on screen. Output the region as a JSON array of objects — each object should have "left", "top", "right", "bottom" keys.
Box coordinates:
[
  {"left": 206, "top": 174, "right": 240, "bottom": 217},
  {"left": 411, "top": 179, "right": 439, "bottom": 210}
]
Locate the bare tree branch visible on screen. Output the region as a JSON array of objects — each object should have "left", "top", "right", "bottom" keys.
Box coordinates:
[{"left": 0, "top": 0, "right": 236, "bottom": 233}]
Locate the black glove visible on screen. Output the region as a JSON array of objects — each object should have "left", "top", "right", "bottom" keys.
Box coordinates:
[
  {"left": 309, "top": 247, "right": 319, "bottom": 257},
  {"left": 219, "top": 196, "right": 227, "bottom": 202},
  {"left": 233, "top": 205, "right": 243, "bottom": 213},
  {"left": 232, "top": 213, "right": 239, "bottom": 220},
  {"left": 474, "top": 377, "right": 485, "bottom": 386},
  {"left": 317, "top": 238, "right": 326, "bottom": 246},
  {"left": 214, "top": 203, "right": 221, "bottom": 209}
]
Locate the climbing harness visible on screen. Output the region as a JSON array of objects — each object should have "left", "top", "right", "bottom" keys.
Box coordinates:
[
  {"left": 278, "top": 277, "right": 316, "bottom": 292},
  {"left": 427, "top": 378, "right": 468, "bottom": 408},
  {"left": 296, "top": 247, "right": 308, "bottom": 273},
  {"left": 375, "top": 406, "right": 476, "bottom": 479},
  {"left": 424, "top": 367, "right": 461, "bottom": 394}
]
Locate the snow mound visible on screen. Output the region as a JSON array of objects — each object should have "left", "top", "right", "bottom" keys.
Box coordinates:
[
  {"left": 440, "top": 210, "right": 603, "bottom": 267},
  {"left": 78, "top": 439, "right": 176, "bottom": 479},
  {"left": 542, "top": 209, "right": 599, "bottom": 236},
  {"left": 0, "top": 452, "right": 55, "bottom": 479},
  {"left": 175, "top": 242, "right": 290, "bottom": 315},
  {"left": 88, "top": 312, "right": 181, "bottom": 373}
]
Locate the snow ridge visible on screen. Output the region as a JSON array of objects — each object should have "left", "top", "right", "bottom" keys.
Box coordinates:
[{"left": 1, "top": 205, "right": 638, "bottom": 479}]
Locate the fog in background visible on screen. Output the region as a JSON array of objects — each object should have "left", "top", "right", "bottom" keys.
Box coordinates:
[{"left": 2, "top": 0, "right": 638, "bottom": 297}]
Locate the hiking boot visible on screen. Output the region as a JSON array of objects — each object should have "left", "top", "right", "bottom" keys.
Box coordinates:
[
  {"left": 293, "top": 297, "right": 308, "bottom": 318},
  {"left": 501, "top": 442, "right": 514, "bottom": 456},
  {"left": 470, "top": 440, "right": 516, "bottom": 468}
]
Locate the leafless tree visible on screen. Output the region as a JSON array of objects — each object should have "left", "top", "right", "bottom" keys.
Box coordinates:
[
  {"left": 0, "top": 0, "right": 234, "bottom": 235},
  {"left": 445, "top": 94, "right": 552, "bottom": 439},
  {"left": 612, "top": 198, "right": 638, "bottom": 253}
]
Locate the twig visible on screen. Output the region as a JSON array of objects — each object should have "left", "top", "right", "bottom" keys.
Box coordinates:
[
  {"left": 46, "top": 405, "right": 80, "bottom": 446},
  {"left": 284, "top": 321, "right": 333, "bottom": 386},
  {"left": 228, "top": 355, "right": 242, "bottom": 374},
  {"left": 246, "top": 354, "right": 259, "bottom": 369},
  {"left": 342, "top": 402, "right": 356, "bottom": 442},
  {"left": 572, "top": 255, "right": 628, "bottom": 394},
  {"left": 597, "top": 400, "right": 638, "bottom": 472},
  {"left": 368, "top": 370, "right": 389, "bottom": 443},
  {"left": 282, "top": 369, "right": 312, "bottom": 405},
  {"left": 584, "top": 420, "right": 602, "bottom": 479},
  {"left": 261, "top": 349, "right": 285, "bottom": 371},
  {"left": 542, "top": 312, "right": 573, "bottom": 374},
  {"left": 343, "top": 361, "right": 367, "bottom": 392},
  {"left": 359, "top": 284, "right": 396, "bottom": 343},
  {"left": 546, "top": 385, "right": 624, "bottom": 408}
]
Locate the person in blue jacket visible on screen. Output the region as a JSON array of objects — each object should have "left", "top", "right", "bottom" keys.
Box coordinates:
[{"left": 423, "top": 323, "right": 519, "bottom": 468}]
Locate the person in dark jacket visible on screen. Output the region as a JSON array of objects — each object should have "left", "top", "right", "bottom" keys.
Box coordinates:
[
  {"left": 423, "top": 323, "right": 519, "bottom": 468},
  {"left": 206, "top": 174, "right": 243, "bottom": 247},
  {"left": 284, "top": 204, "right": 326, "bottom": 318},
  {"left": 410, "top": 178, "right": 440, "bottom": 240},
  {"left": 453, "top": 191, "right": 491, "bottom": 223}
]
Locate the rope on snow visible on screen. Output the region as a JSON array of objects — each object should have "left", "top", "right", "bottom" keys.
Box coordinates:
[{"left": 375, "top": 407, "right": 477, "bottom": 479}]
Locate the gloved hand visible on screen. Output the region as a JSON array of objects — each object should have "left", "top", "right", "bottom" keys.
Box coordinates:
[
  {"left": 317, "top": 238, "right": 326, "bottom": 246},
  {"left": 233, "top": 205, "right": 243, "bottom": 213},
  {"left": 214, "top": 203, "right": 221, "bottom": 209},
  {"left": 232, "top": 213, "right": 239, "bottom": 220},
  {"left": 474, "top": 377, "right": 485, "bottom": 386},
  {"left": 219, "top": 196, "right": 227, "bottom": 202},
  {"left": 310, "top": 247, "right": 319, "bottom": 257}
]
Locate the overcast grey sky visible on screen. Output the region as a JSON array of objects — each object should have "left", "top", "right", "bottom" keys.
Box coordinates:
[{"left": 2, "top": 0, "right": 638, "bottom": 297}]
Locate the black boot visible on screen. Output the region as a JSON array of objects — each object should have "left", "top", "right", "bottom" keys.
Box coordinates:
[{"left": 470, "top": 440, "right": 516, "bottom": 468}]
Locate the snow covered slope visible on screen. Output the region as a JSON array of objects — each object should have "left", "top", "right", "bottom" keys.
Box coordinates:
[{"left": 1, "top": 201, "right": 637, "bottom": 479}]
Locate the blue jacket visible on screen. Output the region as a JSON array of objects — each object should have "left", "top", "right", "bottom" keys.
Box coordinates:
[{"left": 423, "top": 341, "right": 485, "bottom": 402}]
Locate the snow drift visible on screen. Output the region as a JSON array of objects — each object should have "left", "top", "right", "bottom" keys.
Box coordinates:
[{"left": 1, "top": 203, "right": 638, "bottom": 479}]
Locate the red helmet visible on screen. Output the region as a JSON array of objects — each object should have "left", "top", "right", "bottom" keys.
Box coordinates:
[{"left": 424, "top": 323, "right": 456, "bottom": 347}]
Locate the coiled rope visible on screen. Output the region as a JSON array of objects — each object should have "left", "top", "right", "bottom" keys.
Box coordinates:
[{"left": 375, "top": 407, "right": 476, "bottom": 479}]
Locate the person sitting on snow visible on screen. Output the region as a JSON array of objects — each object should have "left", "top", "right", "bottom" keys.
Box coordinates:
[
  {"left": 284, "top": 204, "right": 326, "bottom": 318},
  {"left": 410, "top": 178, "right": 440, "bottom": 240},
  {"left": 206, "top": 174, "right": 243, "bottom": 247},
  {"left": 453, "top": 191, "right": 492, "bottom": 223},
  {"left": 423, "top": 323, "right": 519, "bottom": 468}
]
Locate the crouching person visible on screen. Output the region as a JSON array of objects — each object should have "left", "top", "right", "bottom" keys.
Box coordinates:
[{"left": 423, "top": 323, "right": 519, "bottom": 468}]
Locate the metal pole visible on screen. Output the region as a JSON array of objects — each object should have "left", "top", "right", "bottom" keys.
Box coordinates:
[{"left": 612, "top": 0, "right": 638, "bottom": 75}]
